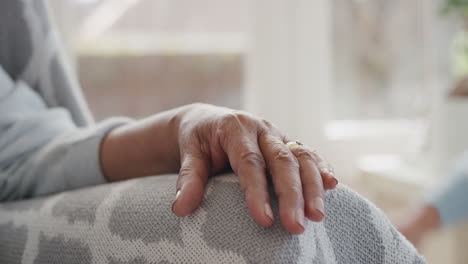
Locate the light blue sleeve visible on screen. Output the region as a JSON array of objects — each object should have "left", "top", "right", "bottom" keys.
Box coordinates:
[
  {"left": 426, "top": 151, "right": 468, "bottom": 227},
  {"left": 0, "top": 67, "right": 129, "bottom": 201}
]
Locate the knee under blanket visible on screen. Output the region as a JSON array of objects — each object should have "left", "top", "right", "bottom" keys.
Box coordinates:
[{"left": 0, "top": 174, "right": 425, "bottom": 264}]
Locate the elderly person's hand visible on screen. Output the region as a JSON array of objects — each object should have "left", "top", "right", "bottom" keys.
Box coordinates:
[{"left": 100, "top": 103, "right": 337, "bottom": 234}]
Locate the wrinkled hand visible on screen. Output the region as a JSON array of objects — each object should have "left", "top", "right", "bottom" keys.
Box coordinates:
[
  {"left": 101, "top": 103, "right": 337, "bottom": 234},
  {"left": 171, "top": 104, "right": 337, "bottom": 234}
]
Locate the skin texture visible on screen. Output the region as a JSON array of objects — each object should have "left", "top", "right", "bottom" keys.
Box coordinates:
[
  {"left": 394, "top": 204, "right": 441, "bottom": 248},
  {"left": 100, "top": 103, "right": 337, "bottom": 234}
]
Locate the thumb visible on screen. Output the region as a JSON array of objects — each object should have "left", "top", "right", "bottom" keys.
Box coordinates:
[{"left": 172, "top": 151, "right": 210, "bottom": 217}]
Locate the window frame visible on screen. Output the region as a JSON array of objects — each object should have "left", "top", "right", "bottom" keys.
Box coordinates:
[{"left": 245, "top": 0, "right": 439, "bottom": 176}]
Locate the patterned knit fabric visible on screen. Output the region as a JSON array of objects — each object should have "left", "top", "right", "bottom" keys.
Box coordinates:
[{"left": 0, "top": 173, "right": 425, "bottom": 264}]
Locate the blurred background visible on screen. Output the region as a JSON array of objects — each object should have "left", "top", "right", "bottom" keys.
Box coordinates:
[{"left": 47, "top": 0, "right": 468, "bottom": 262}]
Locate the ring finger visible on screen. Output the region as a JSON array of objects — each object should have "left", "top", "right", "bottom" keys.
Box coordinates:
[{"left": 286, "top": 141, "right": 325, "bottom": 222}]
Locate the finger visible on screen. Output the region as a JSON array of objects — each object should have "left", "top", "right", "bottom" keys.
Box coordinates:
[
  {"left": 172, "top": 151, "right": 210, "bottom": 217},
  {"left": 283, "top": 138, "right": 337, "bottom": 190},
  {"left": 226, "top": 134, "right": 274, "bottom": 228},
  {"left": 289, "top": 145, "right": 325, "bottom": 222},
  {"left": 259, "top": 131, "right": 306, "bottom": 235},
  {"left": 308, "top": 149, "right": 337, "bottom": 190}
]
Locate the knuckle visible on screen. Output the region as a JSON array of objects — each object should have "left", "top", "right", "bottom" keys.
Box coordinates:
[
  {"left": 218, "top": 113, "right": 241, "bottom": 132},
  {"left": 224, "top": 112, "right": 240, "bottom": 123},
  {"left": 176, "top": 166, "right": 192, "bottom": 188},
  {"left": 240, "top": 183, "right": 249, "bottom": 194},
  {"left": 220, "top": 111, "right": 255, "bottom": 128},
  {"left": 304, "top": 146, "right": 319, "bottom": 157},
  {"left": 317, "top": 159, "right": 330, "bottom": 169},
  {"left": 277, "top": 184, "right": 302, "bottom": 198},
  {"left": 178, "top": 166, "right": 192, "bottom": 179},
  {"left": 239, "top": 150, "right": 266, "bottom": 169},
  {"left": 304, "top": 172, "right": 323, "bottom": 186},
  {"left": 260, "top": 119, "right": 282, "bottom": 137},
  {"left": 216, "top": 113, "right": 241, "bottom": 142},
  {"left": 215, "top": 126, "right": 228, "bottom": 145},
  {"left": 232, "top": 111, "right": 252, "bottom": 123},
  {"left": 294, "top": 148, "right": 314, "bottom": 161},
  {"left": 217, "top": 111, "right": 258, "bottom": 145},
  {"left": 261, "top": 119, "right": 273, "bottom": 129},
  {"left": 274, "top": 148, "right": 296, "bottom": 164}
]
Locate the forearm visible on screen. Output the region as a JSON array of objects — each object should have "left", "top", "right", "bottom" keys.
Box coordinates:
[
  {"left": 0, "top": 67, "right": 129, "bottom": 200},
  {"left": 100, "top": 105, "right": 190, "bottom": 182}
]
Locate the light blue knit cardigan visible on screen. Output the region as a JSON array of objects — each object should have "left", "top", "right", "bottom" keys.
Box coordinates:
[{"left": 0, "top": 0, "right": 128, "bottom": 201}]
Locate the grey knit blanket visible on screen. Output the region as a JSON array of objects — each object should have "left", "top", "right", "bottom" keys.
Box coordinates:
[{"left": 0, "top": 173, "right": 425, "bottom": 263}]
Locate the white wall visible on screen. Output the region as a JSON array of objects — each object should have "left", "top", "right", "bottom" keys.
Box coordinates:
[{"left": 245, "top": 0, "right": 331, "bottom": 148}]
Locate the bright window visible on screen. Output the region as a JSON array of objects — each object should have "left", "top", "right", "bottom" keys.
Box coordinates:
[
  {"left": 331, "top": 0, "right": 453, "bottom": 121},
  {"left": 49, "top": 0, "right": 251, "bottom": 120}
]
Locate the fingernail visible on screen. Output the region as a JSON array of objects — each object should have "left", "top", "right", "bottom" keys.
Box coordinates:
[
  {"left": 171, "top": 190, "right": 181, "bottom": 212},
  {"left": 265, "top": 203, "right": 274, "bottom": 222},
  {"left": 332, "top": 177, "right": 339, "bottom": 186},
  {"left": 313, "top": 197, "right": 325, "bottom": 216},
  {"left": 296, "top": 208, "right": 306, "bottom": 230}
]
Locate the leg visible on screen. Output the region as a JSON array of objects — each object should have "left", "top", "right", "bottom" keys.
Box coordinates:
[{"left": 0, "top": 173, "right": 425, "bottom": 263}]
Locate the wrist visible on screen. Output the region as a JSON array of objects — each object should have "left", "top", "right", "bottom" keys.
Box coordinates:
[{"left": 100, "top": 106, "right": 187, "bottom": 182}]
